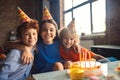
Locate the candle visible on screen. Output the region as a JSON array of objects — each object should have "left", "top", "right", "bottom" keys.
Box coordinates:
[
  {"left": 79, "top": 53, "right": 81, "bottom": 69},
  {"left": 84, "top": 52, "right": 87, "bottom": 69},
  {"left": 88, "top": 52, "right": 92, "bottom": 70},
  {"left": 79, "top": 52, "right": 81, "bottom": 61},
  {"left": 88, "top": 52, "right": 91, "bottom": 60}
]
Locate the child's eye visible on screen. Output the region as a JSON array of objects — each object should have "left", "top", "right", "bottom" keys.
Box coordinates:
[
  {"left": 50, "top": 29, "right": 54, "bottom": 32},
  {"left": 33, "top": 33, "right": 37, "bottom": 35},
  {"left": 64, "top": 37, "right": 68, "bottom": 39},
  {"left": 25, "top": 33, "right": 29, "bottom": 35},
  {"left": 71, "top": 38, "right": 74, "bottom": 40}
]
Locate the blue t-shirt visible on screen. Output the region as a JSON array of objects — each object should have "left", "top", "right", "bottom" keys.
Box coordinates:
[
  {"left": 0, "top": 49, "right": 34, "bottom": 80},
  {"left": 33, "top": 40, "right": 63, "bottom": 73}
]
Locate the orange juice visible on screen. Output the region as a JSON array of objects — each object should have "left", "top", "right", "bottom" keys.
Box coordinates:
[{"left": 69, "top": 68, "right": 84, "bottom": 80}]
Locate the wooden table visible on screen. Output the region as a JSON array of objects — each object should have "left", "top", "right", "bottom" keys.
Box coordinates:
[{"left": 32, "top": 61, "right": 120, "bottom": 80}]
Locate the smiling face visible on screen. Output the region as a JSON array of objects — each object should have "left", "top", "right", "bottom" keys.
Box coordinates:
[
  {"left": 17, "top": 19, "right": 39, "bottom": 48},
  {"left": 21, "top": 28, "right": 38, "bottom": 47},
  {"left": 60, "top": 28, "right": 77, "bottom": 50},
  {"left": 62, "top": 35, "right": 75, "bottom": 49},
  {"left": 41, "top": 22, "right": 56, "bottom": 44}
]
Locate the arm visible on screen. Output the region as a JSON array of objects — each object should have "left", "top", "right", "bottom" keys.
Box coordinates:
[
  {"left": 72, "top": 35, "right": 81, "bottom": 53},
  {"left": 72, "top": 43, "right": 82, "bottom": 53},
  {"left": 81, "top": 47, "right": 110, "bottom": 62},
  {"left": 93, "top": 54, "right": 110, "bottom": 62},
  {"left": 21, "top": 46, "right": 34, "bottom": 64},
  {"left": 0, "top": 50, "right": 20, "bottom": 79},
  {"left": 3, "top": 41, "right": 33, "bottom": 64}
]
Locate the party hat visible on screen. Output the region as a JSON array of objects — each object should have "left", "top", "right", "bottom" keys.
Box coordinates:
[
  {"left": 17, "top": 7, "right": 31, "bottom": 23},
  {"left": 42, "top": 6, "right": 53, "bottom": 21},
  {"left": 67, "top": 18, "right": 75, "bottom": 30}
]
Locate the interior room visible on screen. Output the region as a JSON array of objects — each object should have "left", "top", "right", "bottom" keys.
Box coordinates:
[
  {"left": 0, "top": 0, "right": 120, "bottom": 59},
  {"left": 0, "top": 0, "right": 120, "bottom": 80}
]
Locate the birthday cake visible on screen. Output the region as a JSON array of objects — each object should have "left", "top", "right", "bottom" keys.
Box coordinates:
[
  {"left": 79, "top": 61, "right": 101, "bottom": 69},
  {"left": 69, "top": 61, "right": 103, "bottom": 78}
]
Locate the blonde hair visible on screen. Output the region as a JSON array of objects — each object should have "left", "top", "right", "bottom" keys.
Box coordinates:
[{"left": 59, "top": 27, "right": 80, "bottom": 44}]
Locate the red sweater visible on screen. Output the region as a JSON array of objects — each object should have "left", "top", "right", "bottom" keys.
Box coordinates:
[{"left": 60, "top": 45, "right": 95, "bottom": 62}]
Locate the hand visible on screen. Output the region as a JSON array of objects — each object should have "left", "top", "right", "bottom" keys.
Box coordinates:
[
  {"left": 64, "top": 61, "right": 73, "bottom": 69},
  {"left": 21, "top": 46, "right": 34, "bottom": 64},
  {"left": 72, "top": 43, "right": 81, "bottom": 53}
]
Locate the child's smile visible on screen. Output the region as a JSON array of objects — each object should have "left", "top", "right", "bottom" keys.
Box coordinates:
[
  {"left": 62, "top": 36, "right": 75, "bottom": 49},
  {"left": 21, "top": 29, "right": 38, "bottom": 47},
  {"left": 41, "top": 23, "right": 56, "bottom": 44}
]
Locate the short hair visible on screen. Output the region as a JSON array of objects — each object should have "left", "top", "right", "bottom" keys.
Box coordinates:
[
  {"left": 17, "top": 19, "right": 39, "bottom": 38},
  {"left": 41, "top": 19, "right": 58, "bottom": 30},
  {"left": 59, "top": 27, "right": 80, "bottom": 43},
  {"left": 40, "top": 19, "right": 59, "bottom": 40}
]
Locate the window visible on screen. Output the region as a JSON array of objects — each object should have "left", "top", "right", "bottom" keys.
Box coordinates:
[{"left": 64, "top": 0, "right": 106, "bottom": 35}]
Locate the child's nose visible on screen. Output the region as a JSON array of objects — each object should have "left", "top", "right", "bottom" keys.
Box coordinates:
[
  {"left": 67, "top": 39, "right": 71, "bottom": 43},
  {"left": 30, "top": 34, "right": 34, "bottom": 38},
  {"left": 47, "top": 30, "right": 50, "bottom": 34}
]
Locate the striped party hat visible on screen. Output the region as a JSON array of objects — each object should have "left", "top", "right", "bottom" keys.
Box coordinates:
[
  {"left": 17, "top": 7, "right": 31, "bottom": 23},
  {"left": 68, "top": 18, "right": 75, "bottom": 30},
  {"left": 42, "top": 6, "right": 53, "bottom": 21}
]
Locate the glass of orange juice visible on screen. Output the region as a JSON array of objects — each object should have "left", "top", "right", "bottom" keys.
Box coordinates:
[{"left": 69, "top": 64, "right": 84, "bottom": 80}]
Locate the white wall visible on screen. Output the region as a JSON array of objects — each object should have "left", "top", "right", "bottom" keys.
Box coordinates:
[{"left": 80, "top": 40, "right": 94, "bottom": 50}]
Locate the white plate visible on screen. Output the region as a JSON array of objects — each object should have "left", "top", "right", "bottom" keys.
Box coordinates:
[{"left": 78, "top": 61, "right": 102, "bottom": 68}]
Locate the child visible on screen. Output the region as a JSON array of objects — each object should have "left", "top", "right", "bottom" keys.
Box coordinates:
[
  {"left": 32, "top": 7, "right": 65, "bottom": 73},
  {"left": 32, "top": 19, "right": 64, "bottom": 73},
  {"left": 30, "top": 7, "right": 80, "bottom": 73},
  {"left": 0, "top": 19, "right": 39, "bottom": 80},
  {"left": 4, "top": 7, "right": 64, "bottom": 73},
  {"left": 59, "top": 20, "right": 110, "bottom": 69},
  {"left": 4, "top": 7, "right": 80, "bottom": 73}
]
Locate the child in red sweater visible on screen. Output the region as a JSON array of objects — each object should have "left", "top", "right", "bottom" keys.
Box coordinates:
[{"left": 59, "top": 21, "right": 109, "bottom": 69}]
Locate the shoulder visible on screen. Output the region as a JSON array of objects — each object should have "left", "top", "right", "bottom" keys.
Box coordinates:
[
  {"left": 8, "top": 49, "right": 22, "bottom": 57},
  {"left": 54, "top": 40, "right": 60, "bottom": 45},
  {"left": 50, "top": 40, "right": 60, "bottom": 48},
  {"left": 2, "top": 49, "right": 22, "bottom": 62},
  {"left": 9, "top": 49, "right": 21, "bottom": 53}
]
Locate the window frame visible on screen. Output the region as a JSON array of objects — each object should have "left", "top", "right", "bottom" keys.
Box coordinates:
[{"left": 63, "top": 0, "right": 106, "bottom": 35}]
